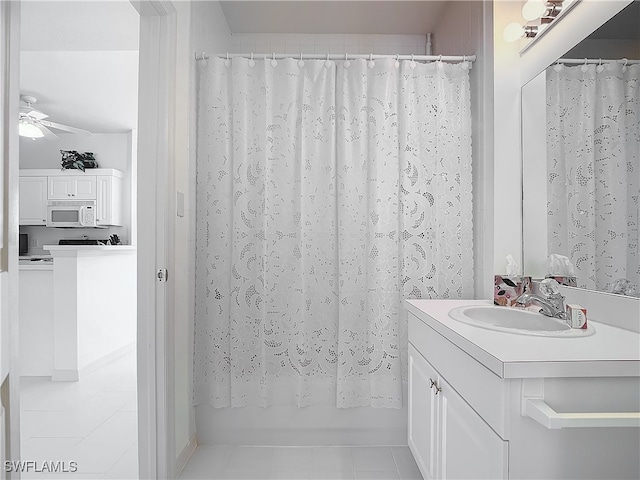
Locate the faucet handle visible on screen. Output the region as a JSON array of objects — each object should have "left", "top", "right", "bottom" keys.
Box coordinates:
[{"left": 539, "top": 278, "right": 562, "bottom": 297}]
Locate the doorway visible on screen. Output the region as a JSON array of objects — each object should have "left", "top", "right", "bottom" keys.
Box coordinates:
[{"left": 16, "top": 2, "right": 140, "bottom": 478}]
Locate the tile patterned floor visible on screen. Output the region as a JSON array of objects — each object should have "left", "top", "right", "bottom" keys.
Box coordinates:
[
  {"left": 19, "top": 351, "right": 138, "bottom": 479},
  {"left": 180, "top": 445, "right": 422, "bottom": 480}
]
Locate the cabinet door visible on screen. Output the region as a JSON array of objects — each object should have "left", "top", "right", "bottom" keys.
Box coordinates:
[
  {"left": 408, "top": 344, "right": 438, "bottom": 480},
  {"left": 48, "top": 176, "right": 96, "bottom": 199},
  {"left": 48, "top": 177, "right": 73, "bottom": 199},
  {"left": 96, "top": 175, "right": 122, "bottom": 226},
  {"left": 73, "top": 176, "right": 96, "bottom": 199},
  {"left": 19, "top": 177, "right": 48, "bottom": 225},
  {"left": 439, "top": 375, "right": 507, "bottom": 480},
  {"left": 96, "top": 175, "right": 112, "bottom": 225}
]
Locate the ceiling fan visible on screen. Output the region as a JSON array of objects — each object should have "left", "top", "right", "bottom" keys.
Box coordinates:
[{"left": 19, "top": 95, "right": 91, "bottom": 140}]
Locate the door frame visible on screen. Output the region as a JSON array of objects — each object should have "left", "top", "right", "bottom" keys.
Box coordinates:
[
  {"left": 1, "top": 1, "right": 22, "bottom": 476},
  {"left": 133, "top": 0, "right": 177, "bottom": 479},
  {"left": 2, "top": 1, "right": 178, "bottom": 478}
]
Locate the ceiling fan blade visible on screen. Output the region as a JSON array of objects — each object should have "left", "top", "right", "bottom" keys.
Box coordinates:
[
  {"left": 39, "top": 125, "right": 60, "bottom": 140},
  {"left": 20, "top": 108, "right": 49, "bottom": 121},
  {"left": 39, "top": 120, "right": 91, "bottom": 136},
  {"left": 28, "top": 110, "right": 48, "bottom": 120}
]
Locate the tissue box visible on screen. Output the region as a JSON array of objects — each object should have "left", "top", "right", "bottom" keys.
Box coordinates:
[
  {"left": 566, "top": 304, "right": 588, "bottom": 329},
  {"left": 494, "top": 275, "right": 532, "bottom": 307},
  {"left": 545, "top": 275, "right": 577, "bottom": 287}
]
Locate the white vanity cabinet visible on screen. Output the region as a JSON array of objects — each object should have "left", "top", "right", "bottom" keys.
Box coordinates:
[
  {"left": 407, "top": 300, "right": 640, "bottom": 480},
  {"left": 409, "top": 345, "right": 506, "bottom": 480},
  {"left": 19, "top": 176, "right": 48, "bottom": 225}
]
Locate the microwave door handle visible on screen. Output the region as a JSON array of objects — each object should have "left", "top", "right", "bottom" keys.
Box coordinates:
[{"left": 79, "top": 206, "right": 87, "bottom": 227}]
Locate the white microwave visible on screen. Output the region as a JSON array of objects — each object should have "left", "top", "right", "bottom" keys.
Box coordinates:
[{"left": 46, "top": 201, "right": 102, "bottom": 228}]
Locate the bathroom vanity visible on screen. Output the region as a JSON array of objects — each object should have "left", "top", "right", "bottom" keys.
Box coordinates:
[{"left": 406, "top": 299, "right": 640, "bottom": 480}]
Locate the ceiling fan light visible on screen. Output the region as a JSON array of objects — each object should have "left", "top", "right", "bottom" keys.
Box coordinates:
[{"left": 19, "top": 121, "right": 44, "bottom": 139}]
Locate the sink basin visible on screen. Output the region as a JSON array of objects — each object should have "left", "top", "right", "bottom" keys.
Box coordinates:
[{"left": 448, "top": 305, "right": 596, "bottom": 337}]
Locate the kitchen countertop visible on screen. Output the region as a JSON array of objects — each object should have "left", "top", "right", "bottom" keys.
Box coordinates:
[
  {"left": 44, "top": 245, "right": 137, "bottom": 257},
  {"left": 406, "top": 299, "right": 640, "bottom": 379}
]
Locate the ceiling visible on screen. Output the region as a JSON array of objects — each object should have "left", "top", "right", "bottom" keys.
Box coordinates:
[
  {"left": 219, "top": 1, "right": 450, "bottom": 34},
  {"left": 20, "top": 1, "right": 139, "bottom": 134}
]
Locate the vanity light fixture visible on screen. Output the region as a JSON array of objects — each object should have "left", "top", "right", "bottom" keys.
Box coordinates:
[
  {"left": 522, "top": 0, "right": 547, "bottom": 21},
  {"left": 522, "top": 0, "right": 564, "bottom": 21},
  {"left": 506, "top": 0, "right": 564, "bottom": 43},
  {"left": 503, "top": 23, "right": 539, "bottom": 43}
]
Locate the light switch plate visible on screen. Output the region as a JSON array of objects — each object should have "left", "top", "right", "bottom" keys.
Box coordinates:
[{"left": 176, "top": 191, "right": 185, "bottom": 217}]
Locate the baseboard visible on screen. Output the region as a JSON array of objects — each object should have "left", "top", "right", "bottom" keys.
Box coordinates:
[
  {"left": 79, "top": 342, "right": 135, "bottom": 378},
  {"left": 51, "top": 369, "right": 79, "bottom": 382},
  {"left": 195, "top": 405, "right": 408, "bottom": 446},
  {"left": 176, "top": 435, "right": 198, "bottom": 476}
]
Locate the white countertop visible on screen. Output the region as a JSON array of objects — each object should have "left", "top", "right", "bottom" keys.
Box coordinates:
[
  {"left": 44, "top": 245, "right": 136, "bottom": 257},
  {"left": 406, "top": 299, "right": 640, "bottom": 379}
]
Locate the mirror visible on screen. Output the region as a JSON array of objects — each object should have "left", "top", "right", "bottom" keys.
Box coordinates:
[{"left": 522, "top": 0, "right": 639, "bottom": 297}]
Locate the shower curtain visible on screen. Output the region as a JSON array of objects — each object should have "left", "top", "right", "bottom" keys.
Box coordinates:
[
  {"left": 194, "top": 57, "right": 473, "bottom": 408},
  {"left": 547, "top": 63, "right": 639, "bottom": 292}
]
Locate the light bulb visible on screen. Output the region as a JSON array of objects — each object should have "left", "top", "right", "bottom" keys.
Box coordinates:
[
  {"left": 19, "top": 121, "right": 44, "bottom": 138},
  {"left": 503, "top": 22, "right": 524, "bottom": 43},
  {"left": 522, "top": 0, "right": 546, "bottom": 21}
]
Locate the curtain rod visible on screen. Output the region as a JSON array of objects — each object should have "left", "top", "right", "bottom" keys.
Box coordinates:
[
  {"left": 556, "top": 57, "right": 640, "bottom": 65},
  {"left": 194, "top": 52, "right": 476, "bottom": 63}
]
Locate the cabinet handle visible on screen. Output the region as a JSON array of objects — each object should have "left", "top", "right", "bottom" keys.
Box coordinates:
[
  {"left": 524, "top": 398, "right": 640, "bottom": 429},
  {"left": 429, "top": 378, "right": 442, "bottom": 394}
]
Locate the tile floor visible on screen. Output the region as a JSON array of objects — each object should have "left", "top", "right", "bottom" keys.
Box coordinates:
[
  {"left": 19, "top": 350, "right": 138, "bottom": 479},
  {"left": 180, "top": 445, "right": 422, "bottom": 480},
  {"left": 19, "top": 349, "right": 422, "bottom": 480}
]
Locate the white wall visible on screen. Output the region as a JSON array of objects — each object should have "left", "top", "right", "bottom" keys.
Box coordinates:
[
  {"left": 431, "top": 0, "right": 494, "bottom": 300},
  {"left": 174, "top": 0, "right": 233, "bottom": 463},
  {"left": 492, "top": 0, "right": 524, "bottom": 276},
  {"left": 228, "top": 33, "right": 427, "bottom": 55},
  {"left": 19, "top": 132, "right": 134, "bottom": 247}
]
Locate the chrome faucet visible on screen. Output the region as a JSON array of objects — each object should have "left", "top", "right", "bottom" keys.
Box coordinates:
[{"left": 516, "top": 279, "right": 568, "bottom": 321}]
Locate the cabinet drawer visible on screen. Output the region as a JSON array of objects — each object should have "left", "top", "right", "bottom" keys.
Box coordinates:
[{"left": 409, "top": 312, "right": 509, "bottom": 439}]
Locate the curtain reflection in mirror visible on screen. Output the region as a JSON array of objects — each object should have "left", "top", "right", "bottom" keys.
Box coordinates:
[{"left": 546, "top": 62, "right": 639, "bottom": 295}]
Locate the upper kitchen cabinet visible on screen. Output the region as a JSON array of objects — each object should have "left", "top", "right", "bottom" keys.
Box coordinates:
[
  {"left": 19, "top": 176, "right": 48, "bottom": 225},
  {"left": 48, "top": 175, "right": 97, "bottom": 200},
  {"left": 19, "top": 169, "right": 124, "bottom": 227},
  {"left": 96, "top": 174, "right": 123, "bottom": 227}
]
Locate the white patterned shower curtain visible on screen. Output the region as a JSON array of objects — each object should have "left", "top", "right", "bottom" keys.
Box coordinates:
[
  {"left": 547, "top": 64, "right": 639, "bottom": 291},
  {"left": 194, "top": 57, "right": 473, "bottom": 408}
]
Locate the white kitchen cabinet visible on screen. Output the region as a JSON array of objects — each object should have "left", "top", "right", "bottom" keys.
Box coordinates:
[
  {"left": 408, "top": 344, "right": 506, "bottom": 480},
  {"left": 48, "top": 175, "right": 97, "bottom": 200},
  {"left": 19, "top": 169, "right": 124, "bottom": 227},
  {"left": 96, "top": 175, "right": 122, "bottom": 226},
  {"left": 19, "top": 176, "right": 48, "bottom": 225}
]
